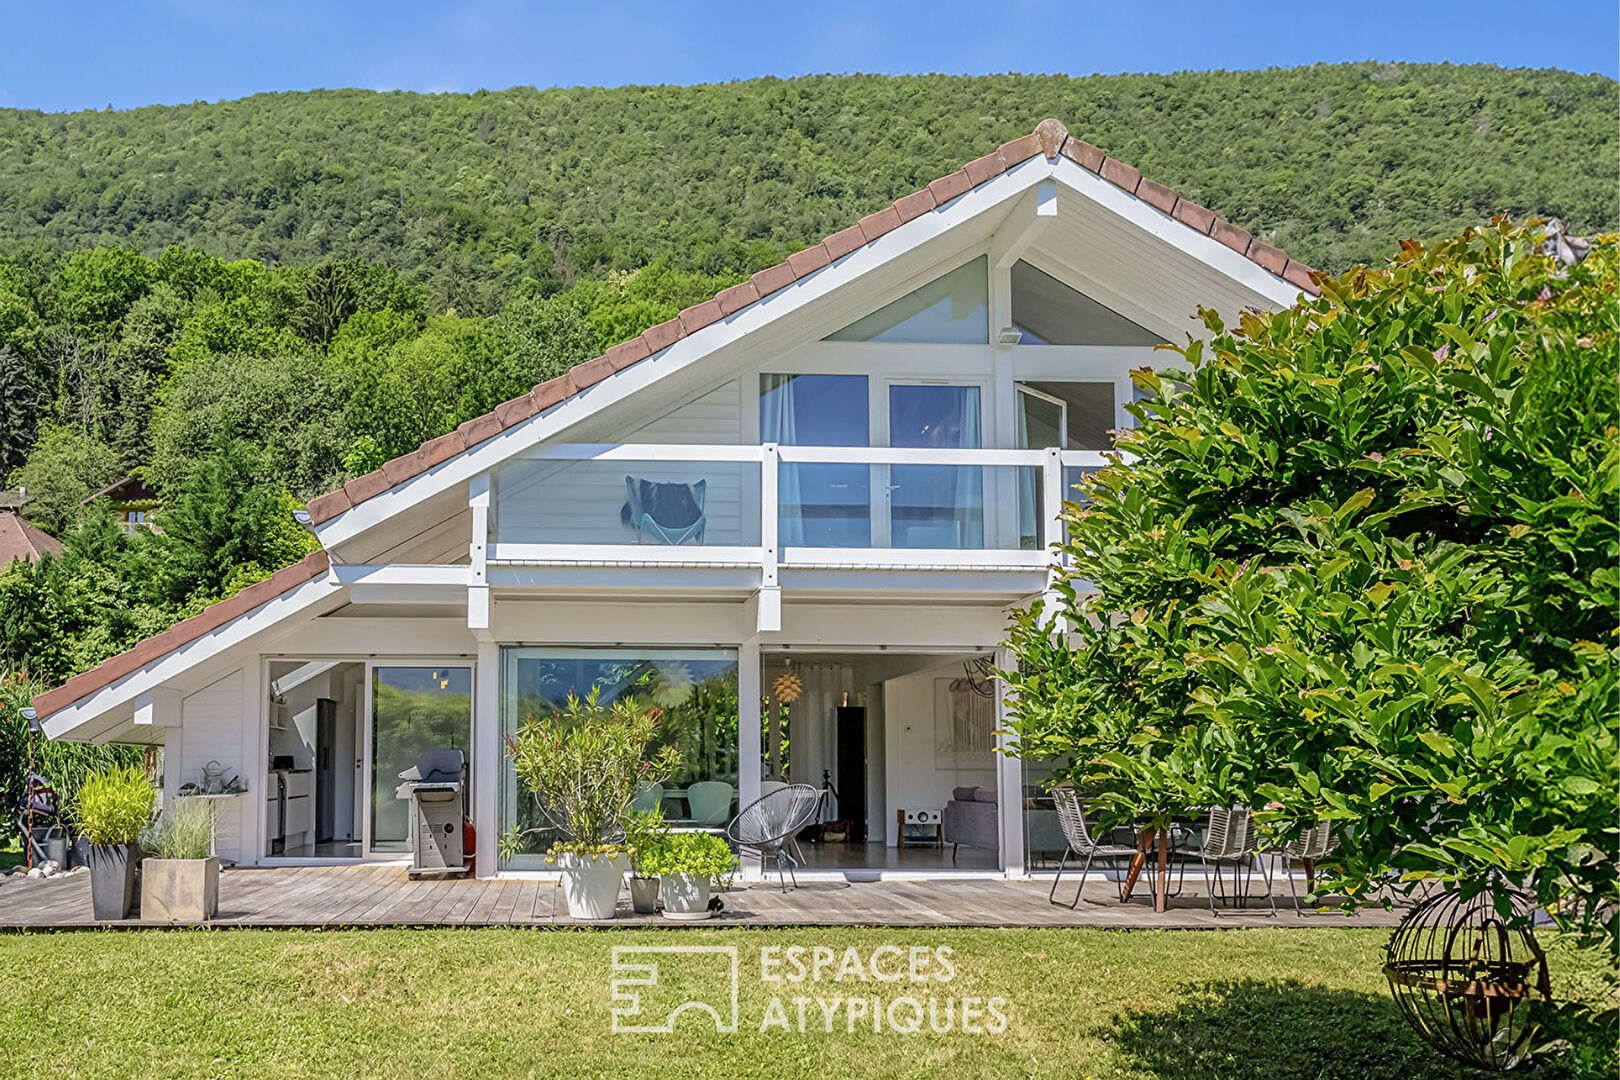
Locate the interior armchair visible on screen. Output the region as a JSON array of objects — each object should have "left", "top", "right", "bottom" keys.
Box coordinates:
[{"left": 621, "top": 476, "right": 707, "bottom": 545}]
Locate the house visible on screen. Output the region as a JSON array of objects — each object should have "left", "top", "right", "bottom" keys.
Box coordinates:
[
  {"left": 0, "top": 490, "right": 62, "bottom": 565},
  {"left": 80, "top": 476, "right": 161, "bottom": 534},
  {"left": 31, "top": 120, "right": 1314, "bottom": 879}
]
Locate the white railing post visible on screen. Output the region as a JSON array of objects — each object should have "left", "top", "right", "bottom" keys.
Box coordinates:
[
  {"left": 757, "top": 443, "right": 781, "bottom": 633},
  {"left": 1041, "top": 447, "right": 1065, "bottom": 625},
  {"left": 468, "top": 472, "right": 491, "bottom": 633}
]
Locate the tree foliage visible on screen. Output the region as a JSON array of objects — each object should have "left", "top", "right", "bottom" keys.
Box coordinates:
[{"left": 1002, "top": 222, "right": 1617, "bottom": 951}]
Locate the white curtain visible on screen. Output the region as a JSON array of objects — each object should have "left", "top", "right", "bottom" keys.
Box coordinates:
[
  {"left": 785, "top": 663, "right": 851, "bottom": 799},
  {"left": 1015, "top": 392, "right": 1037, "bottom": 546},
  {"left": 759, "top": 373, "right": 803, "bottom": 547},
  {"left": 952, "top": 388, "right": 984, "bottom": 548}
]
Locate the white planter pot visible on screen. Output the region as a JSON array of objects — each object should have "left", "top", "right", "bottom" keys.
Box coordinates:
[
  {"left": 555, "top": 852, "right": 627, "bottom": 919},
  {"left": 660, "top": 871, "right": 713, "bottom": 920},
  {"left": 140, "top": 857, "right": 220, "bottom": 922}
]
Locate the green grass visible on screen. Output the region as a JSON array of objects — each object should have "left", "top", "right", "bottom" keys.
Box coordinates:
[
  {"left": 0, "top": 836, "right": 22, "bottom": 873},
  {"left": 0, "top": 927, "right": 1608, "bottom": 1079}
]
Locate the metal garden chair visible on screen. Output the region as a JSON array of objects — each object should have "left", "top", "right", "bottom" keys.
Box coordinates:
[
  {"left": 726, "top": 784, "right": 822, "bottom": 892},
  {"left": 1049, "top": 787, "right": 1142, "bottom": 908},
  {"left": 1195, "top": 805, "right": 1276, "bottom": 917},
  {"left": 1278, "top": 821, "right": 1340, "bottom": 915}
]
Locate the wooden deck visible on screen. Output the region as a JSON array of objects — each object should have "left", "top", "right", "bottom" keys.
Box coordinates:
[{"left": 0, "top": 864, "right": 1400, "bottom": 930}]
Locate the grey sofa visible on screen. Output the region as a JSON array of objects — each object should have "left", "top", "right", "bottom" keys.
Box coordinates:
[{"left": 941, "top": 786, "right": 1064, "bottom": 861}]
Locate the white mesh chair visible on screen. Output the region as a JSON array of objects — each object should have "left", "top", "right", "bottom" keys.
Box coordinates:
[
  {"left": 1049, "top": 787, "right": 1142, "bottom": 908},
  {"left": 1196, "top": 805, "right": 1276, "bottom": 917},
  {"left": 1278, "top": 822, "right": 1339, "bottom": 915},
  {"left": 726, "top": 784, "right": 822, "bottom": 892}
]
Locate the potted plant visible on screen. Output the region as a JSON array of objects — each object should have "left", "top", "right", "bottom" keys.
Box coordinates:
[
  {"left": 623, "top": 808, "right": 669, "bottom": 914},
  {"left": 641, "top": 832, "right": 738, "bottom": 921},
  {"left": 75, "top": 765, "right": 157, "bottom": 920},
  {"left": 504, "top": 689, "right": 679, "bottom": 920},
  {"left": 140, "top": 798, "right": 220, "bottom": 922}
]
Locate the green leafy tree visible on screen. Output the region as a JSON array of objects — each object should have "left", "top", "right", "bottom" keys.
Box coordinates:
[
  {"left": 0, "top": 345, "right": 35, "bottom": 473},
  {"left": 50, "top": 248, "right": 154, "bottom": 343},
  {"left": 1003, "top": 222, "right": 1617, "bottom": 950},
  {"left": 5, "top": 424, "right": 120, "bottom": 535}
]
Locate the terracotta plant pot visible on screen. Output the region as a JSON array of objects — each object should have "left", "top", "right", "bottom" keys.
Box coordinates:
[{"left": 140, "top": 857, "right": 221, "bottom": 922}]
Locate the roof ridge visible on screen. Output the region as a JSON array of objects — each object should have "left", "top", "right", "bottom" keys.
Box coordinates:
[{"left": 305, "top": 118, "right": 1318, "bottom": 527}]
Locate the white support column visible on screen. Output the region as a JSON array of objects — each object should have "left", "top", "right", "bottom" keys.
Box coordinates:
[
  {"left": 994, "top": 645, "right": 1025, "bottom": 878},
  {"left": 468, "top": 472, "right": 491, "bottom": 634},
  {"left": 756, "top": 443, "right": 781, "bottom": 633},
  {"left": 737, "top": 637, "right": 763, "bottom": 880},
  {"left": 474, "top": 638, "right": 499, "bottom": 877},
  {"left": 1041, "top": 446, "right": 1066, "bottom": 625},
  {"left": 241, "top": 660, "right": 266, "bottom": 867}
]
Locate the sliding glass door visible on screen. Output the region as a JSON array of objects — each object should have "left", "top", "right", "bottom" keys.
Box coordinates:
[{"left": 369, "top": 666, "right": 472, "bottom": 854}]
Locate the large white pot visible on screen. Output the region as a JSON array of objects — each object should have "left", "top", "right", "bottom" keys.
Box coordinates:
[
  {"left": 556, "top": 852, "right": 628, "bottom": 920},
  {"left": 660, "top": 871, "right": 713, "bottom": 920}
]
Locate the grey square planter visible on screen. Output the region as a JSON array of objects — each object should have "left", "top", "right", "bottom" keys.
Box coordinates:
[
  {"left": 87, "top": 843, "right": 141, "bottom": 921},
  {"left": 140, "top": 857, "right": 220, "bottom": 922}
]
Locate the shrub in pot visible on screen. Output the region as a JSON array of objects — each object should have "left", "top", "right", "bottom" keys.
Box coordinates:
[
  {"left": 503, "top": 689, "right": 679, "bottom": 919},
  {"left": 624, "top": 808, "right": 669, "bottom": 914},
  {"left": 140, "top": 798, "right": 220, "bottom": 922},
  {"left": 641, "top": 832, "right": 738, "bottom": 921},
  {"left": 75, "top": 765, "right": 157, "bottom": 920}
]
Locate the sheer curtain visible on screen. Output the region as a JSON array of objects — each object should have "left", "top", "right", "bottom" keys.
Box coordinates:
[
  {"left": 951, "top": 392, "right": 984, "bottom": 548},
  {"left": 1015, "top": 396, "right": 1036, "bottom": 546},
  {"left": 759, "top": 374, "right": 803, "bottom": 546}
]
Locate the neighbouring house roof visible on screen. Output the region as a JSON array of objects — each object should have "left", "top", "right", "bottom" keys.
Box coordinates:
[
  {"left": 81, "top": 476, "right": 158, "bottom": 507},
  {"left": 0, "top": 510, "right": 63, "bottom": 565},
  {"left": 33, "top": 118, "right": 1320, "bottom": 724},
  {"left": 0, "top": 489, "right": 27, "bottom": 512}
]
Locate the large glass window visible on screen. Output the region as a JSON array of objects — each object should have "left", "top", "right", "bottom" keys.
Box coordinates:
[
  {"left": 370, "top": 667, "right": 472, "bottom": 854},
  {"left": 760, "top": 373, "right": 870, "bottom": 547},
  {"left": 1010, "top": 260, "right": 1165, "bottom": 346},
  {"left": 826, "top": 257, "right": 988, "bottom": 344},
  {"left": 1015, "top": 381, "right": 1118, "bottom": 546},
  {"left": 888, "top": 384, "right": 983, "bottom": 548},
  {"left": 498, "top": 648, "right": 739, "bottom": 869}
]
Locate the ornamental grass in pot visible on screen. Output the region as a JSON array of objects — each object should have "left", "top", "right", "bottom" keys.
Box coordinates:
[
  {"left": 641, "top": 832, "right": 738, "bottom": 921},
  {"left": 503, "top": 689, "right": 679, "bottom": 920},
  {"left": 140, "top": 798, "right": 220, "bottom": 922},
  {"left": 75, "top": 765, "right": 157, "bottom": 920}
]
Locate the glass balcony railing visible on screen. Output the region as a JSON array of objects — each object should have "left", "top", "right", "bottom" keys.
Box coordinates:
[{"left": 489, "top": 445, "right": 1113, "bottom": 565}]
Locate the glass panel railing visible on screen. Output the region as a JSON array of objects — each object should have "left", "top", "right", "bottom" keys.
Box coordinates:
[
  {"left": 495, "top": 457, "right": 762, "bottom": 547},
  {"left": 778, "top": 461, "right": 1042, "bottom": 552}
]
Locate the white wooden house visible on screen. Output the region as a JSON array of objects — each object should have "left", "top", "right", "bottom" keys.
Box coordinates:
[{"left": 33, "top": 120, "right": 1315, "bottom": 879}]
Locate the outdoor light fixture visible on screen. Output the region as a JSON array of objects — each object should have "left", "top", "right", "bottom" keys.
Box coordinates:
[{"left": 996, "top": 326, "right": 1024, "bottom": 345}]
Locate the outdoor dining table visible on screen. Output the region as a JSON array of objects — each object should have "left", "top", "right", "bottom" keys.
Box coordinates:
[{"left": 1119, "top": 826, "right": 1174, "bottom": 912}]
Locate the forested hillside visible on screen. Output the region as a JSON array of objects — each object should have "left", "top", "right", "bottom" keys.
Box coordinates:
[{"left": 0, "top": 63, "right": 1613, "bottom": 712}]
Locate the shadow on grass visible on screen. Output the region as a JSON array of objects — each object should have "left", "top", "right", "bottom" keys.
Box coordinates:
[{"left": 1106, "top": 978, "right": 1606, "bottom": 1080}]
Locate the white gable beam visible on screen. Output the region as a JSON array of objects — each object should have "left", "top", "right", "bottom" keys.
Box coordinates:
[{"left": 991, "top": 179, "right": 1059, "bottom": 270}]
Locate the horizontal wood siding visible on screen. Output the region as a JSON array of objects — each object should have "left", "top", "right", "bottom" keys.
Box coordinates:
[{"left": 497, "top": 383, "right": 754, "bottom": 545}]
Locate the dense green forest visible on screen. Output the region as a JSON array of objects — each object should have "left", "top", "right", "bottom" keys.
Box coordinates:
[{"left": 0, "top": 64, "right": 1613, "bottom": 720}]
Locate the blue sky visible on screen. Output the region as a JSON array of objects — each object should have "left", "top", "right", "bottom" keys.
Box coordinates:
[{"left": 2, "top": 0, "right": 1615, "bottom": 112}]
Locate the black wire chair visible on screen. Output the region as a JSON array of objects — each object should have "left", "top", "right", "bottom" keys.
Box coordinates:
[{"left": 726, "top": 784, "right": 822, "bottom": 892}]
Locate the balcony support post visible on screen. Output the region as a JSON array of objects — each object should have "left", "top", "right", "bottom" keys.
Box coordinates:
[{"left": 757, "top": 443, "right": 781, "bottom": 633}]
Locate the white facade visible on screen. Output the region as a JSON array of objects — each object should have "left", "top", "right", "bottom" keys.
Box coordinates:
[{"left": 39, "top": 150, "right": 1303, "bottom": 879}]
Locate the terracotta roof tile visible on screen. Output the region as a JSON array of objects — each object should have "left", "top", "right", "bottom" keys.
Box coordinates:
[
  {"left": 1100, "top": 157, "right": 1141, "bottom": 193},
  {"left": 1172, "top": 198, "right": 1218, "bottom": 235},
  {"left": 787, "top": 243, "right": 833, "bottom": 276},
  {"left": 892, "top": 188, "right": 936, "bottom": 223},
  {"left": 37, "top": 120, "right": 1325, "bottom": 721},
  {"left": 927, "top": 170, "right": 973, "bottom": 206},
  {"left": 1248, "top": 240, "right": 1288, "bottom": 275},
  {"left": 1283, "top": 259, "right": 1318, "bottom": 291},
  {"left": 858, "top": 206, "right": 903, "bottom": 243},
  {"left": 823, "top": 225, "right": 868, "bottom": 261},
  {"left": 1211, "top": 218, "right": 1253, "bottom": 256},
  {"left": 715, "top": 281, "right": 760, "bottom": 316},
  {"left": 1136, "top": 177, "right": 1178, "bottom": 215},
  {"left": 1059, "top": 136, "right": 1105, "bottom": 173}
]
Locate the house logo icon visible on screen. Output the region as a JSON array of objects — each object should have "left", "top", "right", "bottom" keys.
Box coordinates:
[{"left": 610, "top": 945, "right": 740, "bottom": 1033}]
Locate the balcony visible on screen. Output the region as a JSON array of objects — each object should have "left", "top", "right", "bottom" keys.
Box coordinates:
[{"left": 486, "top": 443, "right": 1106, "bottom": 583}]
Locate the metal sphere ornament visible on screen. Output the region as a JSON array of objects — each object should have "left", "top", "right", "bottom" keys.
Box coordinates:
[
  {"left": 1383, "top": 887, "right": 1551, "bottom": 1071},
  {"left": 772, "top": 672, "right": 803, "bottom": 703}
]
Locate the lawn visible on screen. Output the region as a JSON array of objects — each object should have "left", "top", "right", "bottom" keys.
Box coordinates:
[{"left": 0, "top": 926, "right": 1609, "bottom": 1079}]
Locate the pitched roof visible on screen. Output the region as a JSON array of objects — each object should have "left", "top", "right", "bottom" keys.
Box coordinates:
[
  {"left": 0, "top": 511, "right": 61, "bottom": 565},
  {"left": 304, "top": 118, "right": 1319, "bottom": 528},
  {"left": 34, "top": 118, "right": 1320, "bottom": 724}
]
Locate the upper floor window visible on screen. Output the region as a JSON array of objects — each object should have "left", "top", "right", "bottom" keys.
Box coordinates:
[
  {"left": 1010, "top": 260, "right": 1165, "bottom": 346},
  {"left": 825, "top": 257, "right": 988, "bottom": 344}
]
